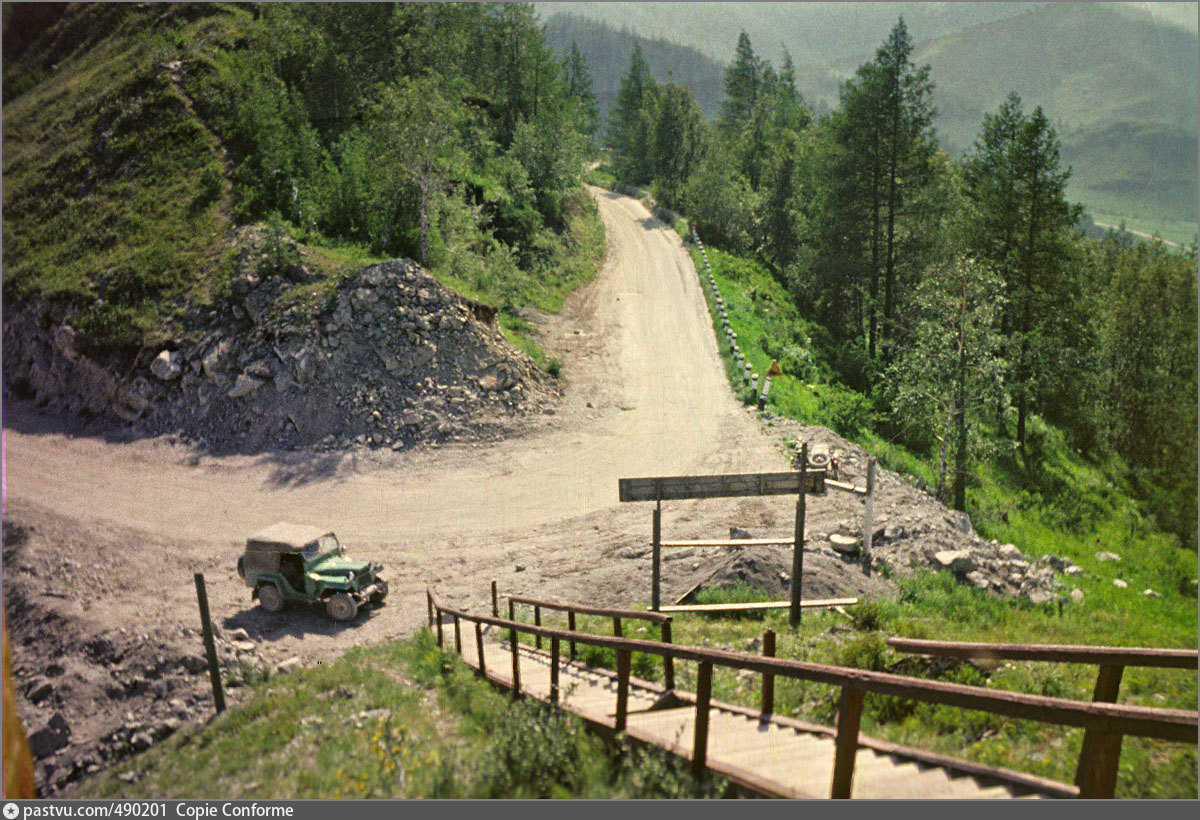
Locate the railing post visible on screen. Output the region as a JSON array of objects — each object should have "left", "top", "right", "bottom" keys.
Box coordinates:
[
  {"left": 510, "top": 625, "right": 521, "bottom": 700},
  {"left": 1076, "top": 730, "right": 1124, "bottom": 799},
  {"left": 568, "top": 611, "right": 577, "bottom": 660},
  {"left": 661, "top": 619, "right": 675, "bottom": 691},
  {"left": 830, "top": 686, "right": 865, "bottom": 798},
  {"left": 508, "top": 598, "right": 515, "bottom": 645},
  {"left": 194, "top": 573, "right": 226, "bottom": 714},
  {"left": 1076, "top": 664, "right": 1126, "bottom": 795},
  {"left": 475, "top": 621, "right": 486, "bottom": 677},
  {"left": 427, "top": 589, "right": 434, "bottom": 628},
  {"left": 550, "top": 636, "right": 561, "bottom": 705},
  {"left": 692, "top": 661, "right": 713, "bottom": 780},
  {"left": 761, "top": 629, "right": 776, "bottom": 717},
  {"left": 534, "top": 605, "right": 542, "bottom": 650},
  {"left": 491, "top": 580, "right": 498, "bottom": 617},
  {"left": 436, "top": 605, "right": 444, "bottom": 648},
  {"left": 453, "top": 614, "right": 461, "bottom": 654},
  {"left": 612, "top": 616, "right": 622, "bottom": 638},
  {"left": 615, "top": 649, "right": 632, "bottom": 733}
]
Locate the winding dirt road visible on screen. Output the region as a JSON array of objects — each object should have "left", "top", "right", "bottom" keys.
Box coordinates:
[{"left": 3, "top": 188, "right": 794, "bottom": 653}]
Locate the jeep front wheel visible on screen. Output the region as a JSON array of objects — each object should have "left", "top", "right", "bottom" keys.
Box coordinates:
[
  {"left": 257, "top": 583, "right": 284, "bottom": 613},
  {"left": 370, "top": 581, "right": 389, "bottom": 607},
  {"left": 327, "top": 592, "right": 358, "bottom": 622}
]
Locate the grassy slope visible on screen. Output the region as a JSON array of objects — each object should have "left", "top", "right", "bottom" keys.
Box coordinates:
[
  {"left": 2, "top": 4, "right": 605, "bottom": 366},
  {"left": 74, "top": 630, "right": 715, "bottom": 799},
  {"left": 657, "top": 229, "right": 1197, "bottom": 796}
]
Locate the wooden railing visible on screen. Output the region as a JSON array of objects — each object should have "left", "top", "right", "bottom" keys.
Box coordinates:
[
  {"left": 888, "top": 637, "right": 1199, "bottom": 798},
  {"left": 503, "top": 590, "right": 675, "bottom": 691},
  {"left": 427, "top": 587, "right": 1197, "bottom": 799}
]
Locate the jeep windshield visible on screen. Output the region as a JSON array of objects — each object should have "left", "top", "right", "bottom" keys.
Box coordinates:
[{"left": 303, "top": 534, "right": 341, "bottom": 559}]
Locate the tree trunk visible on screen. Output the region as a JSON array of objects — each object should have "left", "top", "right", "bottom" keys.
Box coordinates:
[
  {"left": 883, "top": 82, "right": 901, "bottom": 363},
  {"left": 954, "top": 309, "right": 969, "bottom": 511},
  {"left": 419, "top": 180, "right": 430, "bottom": 269}
]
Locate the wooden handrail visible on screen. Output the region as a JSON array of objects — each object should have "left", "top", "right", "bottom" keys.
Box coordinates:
[
  {"left": 887, "top": 638, "right": 1198, "bottom": 669},
  {"left": 428, "top": 587, "right": 1197, "bottom": 743},
  {"left": 888, "top": 636, "right": 1198, "bottom": 796},
  {"left": 504, "top": 593, "right": 672, "bottom": 625}
]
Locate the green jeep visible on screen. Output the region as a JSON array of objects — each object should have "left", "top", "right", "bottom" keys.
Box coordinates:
[{"left": 237, "top": 523, "right": 388, "bottom": 621}]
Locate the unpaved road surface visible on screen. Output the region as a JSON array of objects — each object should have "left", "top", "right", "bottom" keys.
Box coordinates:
[{"left": 4, "top": 188, "right": 893, "bottom": 793}]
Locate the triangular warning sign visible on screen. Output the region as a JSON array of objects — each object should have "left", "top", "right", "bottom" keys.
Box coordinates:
[{"left": 767, "top": 359, "right": 783, "bottom": 378}]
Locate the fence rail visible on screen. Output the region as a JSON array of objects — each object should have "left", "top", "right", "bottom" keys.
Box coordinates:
[{"left": 427, "top": 586, "right": 1197, "bottom": 799}]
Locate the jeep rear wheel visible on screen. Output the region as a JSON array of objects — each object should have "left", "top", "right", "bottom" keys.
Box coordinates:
[
  {"left": 327, "top": 592, "right": 358, "bottom": 622},
  {"left": 257, "top": 583, "right": 284, "bottom": 613}
]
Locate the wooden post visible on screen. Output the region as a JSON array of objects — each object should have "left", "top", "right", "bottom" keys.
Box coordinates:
[
  {"left": 1076, "top": 664, "right": 1126, "bottom": 794},
  {"left": 830, "top": 687, "right": 865, "bottom": 798},
  {"left": 760, "top": 630, "right": 776, "bottom": 717},
  {"left": 475, "top": 621, "right": 486, "bottom": 677},
  {"left": 661, "top": 620, "right": 675, "bottom": 691},
  {"left": 534, "top": 605, "right": 542, "bottom": 650},
  {"left": 435, "top": 606, "right": 444, "bottom": 648},
  {"left": 1076, "top": 731, "right": 1124, "bottom": 799},
  {"left": 491, "top": 580, "right": 498, "bottom": 617},
  {"left": 615, "top": 649, "right": 632, "bottom": 733},
  {"left": 612, "top": 616, "right": 622, "bottom": 638},
  {"left": 692, "top": 661, "right": 713, "bottom": 780},
  {"left": 862, "top": 457, "right": 877, "bottom": 576},
  {"left": 652, "top": 501, "right": 662, "bottom": 611},
  {"left": 510, "top": 627, "right": 521, "bottom": 700},
  {"left": 193, "top": 573, "right": 225, "bottom": 714},
  {"left": 568, "top": 611, "right": 577, "bottom": 660},
  {"left": 790, "top": 444, "right": 808, "bottom": 627},
  {"left": 508, "top": 598, "right": 515, "bottom": 645},
  {"left": 550, "top": 636, "right": 561, "bottom": 705},
  {"left": 453, "top": 615, "right": 461, "bottom": 654},
  {"left": 427, "top": 589, "right": 434, "bottom": 627}
]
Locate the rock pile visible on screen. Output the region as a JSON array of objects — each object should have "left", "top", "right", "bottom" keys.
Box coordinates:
[{"left": 4, "top": 253, "right": 556, "bottom": 453}]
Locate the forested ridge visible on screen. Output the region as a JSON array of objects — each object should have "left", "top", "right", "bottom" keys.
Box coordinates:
[{"left": 600, "top": 20, "right": 1197, "bottom": 553}]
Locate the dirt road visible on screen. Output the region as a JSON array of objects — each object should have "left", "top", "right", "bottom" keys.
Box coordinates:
[{"left": 3, "top": 188, "right": 794, "bottom": 649}]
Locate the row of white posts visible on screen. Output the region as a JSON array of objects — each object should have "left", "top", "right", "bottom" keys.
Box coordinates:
[{"left": 691, "top": 227, "right": 772, "bottom": 410}]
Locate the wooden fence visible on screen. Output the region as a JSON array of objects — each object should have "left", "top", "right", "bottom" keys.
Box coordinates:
[{"left": 427, "top": 587, "right": 1197, "bottom": 799}]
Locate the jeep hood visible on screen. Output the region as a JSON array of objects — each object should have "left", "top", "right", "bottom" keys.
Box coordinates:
[{"left": 309, "top": 554, "right": 373, "bottom": 575}]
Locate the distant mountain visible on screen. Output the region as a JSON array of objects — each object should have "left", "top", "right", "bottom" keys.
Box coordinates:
[
  {"left": 546, "top": 2, "right": 1197, "bottom": 230},
  {"left": 536, "top": 2, "right": 1043, "bottom": 66},
  {"left": 543, "top": 12, "right": 727, "bottom": 122},
  {"left": 792, "top": 1, "right": 1197, "bottom": 223}
]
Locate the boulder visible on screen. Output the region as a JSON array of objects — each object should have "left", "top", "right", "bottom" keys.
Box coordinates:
[
  {"left": 228, "top": 374, "right": 264, "bottom": 400},
  {"left": 933, "top": 550, "right": 976, "bottom": 574},
  {"left": 1096, "top": 551, "right": 1121, "bottom": 563},
  {"left": 1113, "top": 578, "right": 1128, "bottom": 589},
  {"left": 1070, "top": 588, "right": 1085, "bottom": 604},
  {"left": 150, "top": 350, "right": 182, "bottom": 381},
  {"left": 1142, "top": 588, "right": 1162, "bottom": 599},
  {"left": 29, "top": 713, "right": 71, "bottom": 758},
  {"left": 998, "top": 543, "right": 1024, "bottom": 560}
]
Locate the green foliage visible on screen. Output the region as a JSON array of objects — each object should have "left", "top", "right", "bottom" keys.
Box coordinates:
[{"left": 694, "top": 581, "right": 774, "bottom": 620}]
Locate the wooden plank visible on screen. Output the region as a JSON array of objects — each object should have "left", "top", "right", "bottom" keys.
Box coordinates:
[
  {"left": 661, "top": 597, "right": 859, "bottom": 614},
  {"left": 826, "top": 478, "right": 868, "bottom": 495},
  {"left": 830, "top": 687, "right": 865, "bottom": 798},
  {"left": 660, "top": 538, "right": 796, "bottom": 548},
  {"left": 619, "top": 470, "right": 826, "bottom": 502},
  {"left": 693, "top": 661, "right": 713, "bottom": 779},
  {"left": 888, "top": 638, "right": 1198, "bottom": 669}
]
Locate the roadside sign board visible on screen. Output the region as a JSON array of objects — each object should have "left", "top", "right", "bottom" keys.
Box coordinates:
[
  {"left": 619, "top": 470, "right": 825, "bottom": 502},
  {"left": 767, "top": 360, "right": 783, "bottom": 378}
]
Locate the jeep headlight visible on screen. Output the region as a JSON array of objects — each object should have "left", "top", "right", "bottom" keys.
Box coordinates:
[{"left": 308, "top": 572, "right": 320, "bottom": 581}]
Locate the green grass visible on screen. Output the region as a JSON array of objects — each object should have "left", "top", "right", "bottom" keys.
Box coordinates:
[{"left": 75, "top": 629, "right": 720, "bottom": 799}]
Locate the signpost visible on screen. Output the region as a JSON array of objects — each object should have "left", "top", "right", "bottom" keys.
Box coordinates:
[{"left": 619, "top": 458, "right": 826, "bottom": 623}]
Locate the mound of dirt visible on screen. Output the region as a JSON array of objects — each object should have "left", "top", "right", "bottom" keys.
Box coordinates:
[
  {"left": 672, "top": 546, "right": 897, "bottom": 604},
  {"left": 3, "top": 253, "right": 556, "bottom": 454}
]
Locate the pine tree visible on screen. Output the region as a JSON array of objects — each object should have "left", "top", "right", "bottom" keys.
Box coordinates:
[
  {"left": 719, "top": 32, "right": 767, "bottom": 134},
  {"left": 604, "top": 42, "right": 656, "bottom": 184},
  {"left": 563, "top": 41, "right": 600, "bottom": 140},
  {"left": 645, "top": 80, "right": 708, "bottom": 209}
]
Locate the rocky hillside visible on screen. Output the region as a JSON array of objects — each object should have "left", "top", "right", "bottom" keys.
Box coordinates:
[{"left": 3, "top": 227, "right": 556, "bottom": 454}]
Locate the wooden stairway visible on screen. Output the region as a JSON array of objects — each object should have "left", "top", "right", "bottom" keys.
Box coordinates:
[{"left": 458, "top": 629, "right": 1058, "bottom": 799}]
